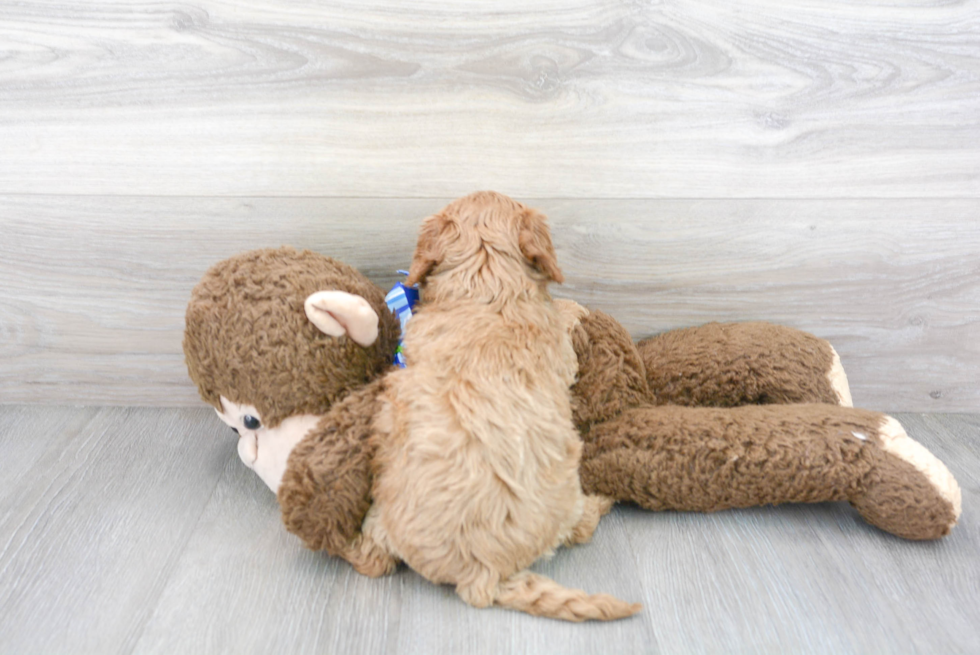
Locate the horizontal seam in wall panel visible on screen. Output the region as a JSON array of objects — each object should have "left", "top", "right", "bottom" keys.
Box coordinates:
[{"left": 1, "top": 194, "right": 979, "bottom": 201}]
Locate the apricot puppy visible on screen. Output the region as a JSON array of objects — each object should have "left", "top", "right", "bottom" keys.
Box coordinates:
[{"left": 356, "top": 191, "right": 640, "bottom": 621}]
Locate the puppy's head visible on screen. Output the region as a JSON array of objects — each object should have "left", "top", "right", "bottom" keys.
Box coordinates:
[{"left": 406, "top": 191, "right": 563, "bottom": 290}]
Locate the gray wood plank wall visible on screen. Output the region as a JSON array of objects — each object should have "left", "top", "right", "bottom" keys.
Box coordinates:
[{"left": 1, "top": 1, "right": 978, "bottom": 411}]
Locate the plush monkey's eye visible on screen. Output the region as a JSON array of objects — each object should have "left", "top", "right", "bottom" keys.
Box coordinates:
[
  {"left": 231, "top": 427, "right": 239, "bottom": 435},
  {"left": 243, "top": 415, "right": 261, "bottom": 430}
]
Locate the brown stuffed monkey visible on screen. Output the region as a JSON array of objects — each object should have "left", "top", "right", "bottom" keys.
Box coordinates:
[{"left": 183, "top": 246, "right": 961, "bottom": 573}]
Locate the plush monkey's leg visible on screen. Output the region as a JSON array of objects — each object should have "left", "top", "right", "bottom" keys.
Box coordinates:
[
  {"left": 579, "top": 404, "right": 960, "bottom": 540},
  {"left": 636, "top": 322, "right": 851, "bottom": 407}
]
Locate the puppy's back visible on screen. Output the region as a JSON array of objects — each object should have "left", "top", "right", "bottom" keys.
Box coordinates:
[{"left": 377, "top": 300, "right": 581, "bottom": 575}]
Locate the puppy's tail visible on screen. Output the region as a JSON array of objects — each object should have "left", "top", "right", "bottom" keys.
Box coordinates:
[{"left": 495, "top": 571, "right": 641, "bottom": 622}]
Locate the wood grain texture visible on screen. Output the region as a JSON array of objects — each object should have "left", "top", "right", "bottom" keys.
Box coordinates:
[
  {"left": 0, "top": 0, "right": 977, "bottom": 197},
  {"left": 0, "top": 407, "right": 230, "bottom": 654},
  {"left": 0, "top": 406, "right": 977, "bottom": 654},
  {"left": 132, "top": 455, "right": 408, "bottom": 655},
  {"left": 132, "top": 458, "right": 653, "bottom": 654},
  {"left": 2, "top": 195, "right": 977, "bottom": 411}
]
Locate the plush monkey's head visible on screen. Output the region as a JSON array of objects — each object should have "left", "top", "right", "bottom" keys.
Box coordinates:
[{"left": 183, "top": 247, "right": 399, "bottom": 429}]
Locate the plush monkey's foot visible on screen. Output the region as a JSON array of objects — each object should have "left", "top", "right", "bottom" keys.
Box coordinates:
[
  {"left": 849, "top": 416, "right": 961, "bottom": 540},
  {"left": 827, "top": 346, "right": 853, "bottom": 407}
]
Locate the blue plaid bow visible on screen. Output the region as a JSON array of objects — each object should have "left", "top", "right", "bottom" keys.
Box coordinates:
[{"left": 384, "top": 272, "right": 420, "bottom": 368}]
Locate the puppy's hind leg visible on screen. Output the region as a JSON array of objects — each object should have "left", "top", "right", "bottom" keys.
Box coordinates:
[
  {"left": 565, "top": 494, "right": 614, "bottom": 546},
  {"left": 342, "top": 506, "right": 400, "bottom": 578},
  {"left": 455, "top": 565, "right": 501, "bottom": 609}
]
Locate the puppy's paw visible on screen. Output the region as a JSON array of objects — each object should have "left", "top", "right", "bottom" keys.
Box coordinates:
[
  {"left": 456, "top": 580, "right": 497, "bottom": 609},
  {"left": 566, "top": 495, "right": 614, "bottom": 545},
  {"left": 344, "top": 535, "right": 399, "bottom": 578}
]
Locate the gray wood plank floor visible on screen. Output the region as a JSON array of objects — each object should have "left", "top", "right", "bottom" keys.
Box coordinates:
[{"left": 1, "top": 406, "right": 977, "bottom": 654}]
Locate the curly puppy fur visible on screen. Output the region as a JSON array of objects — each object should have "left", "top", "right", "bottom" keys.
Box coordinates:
[{"left": 364, "top": 191, "right": 639, "bottom": 621}]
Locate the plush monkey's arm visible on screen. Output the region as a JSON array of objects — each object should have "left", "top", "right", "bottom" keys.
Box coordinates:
[
  {"left": 636, "top": 322, "right": 852, "bottom": 408},
  {"left": 579, "top": 403, "right": 961, "bottom": 540},
  {"left": 278, "top": 378, "right": 385, "bottom": 557}
]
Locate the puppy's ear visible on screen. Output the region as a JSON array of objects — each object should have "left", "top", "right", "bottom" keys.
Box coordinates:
[
  {"left": 518, "top": 209, "right": 564, "bottom": 284},
  {"left": 406, "top": 212, "right": 454, "bottom": 286}
]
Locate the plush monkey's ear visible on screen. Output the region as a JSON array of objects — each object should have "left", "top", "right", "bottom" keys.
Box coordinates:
[
  {"left": 304, "top": 291, "right": 380, "bottom": 347},
  {"left": 518, "top": 208, "right": 564, "bottom": 284},
  {"left": 406, "top": 212, "right": 456, "bottom": 287}
]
